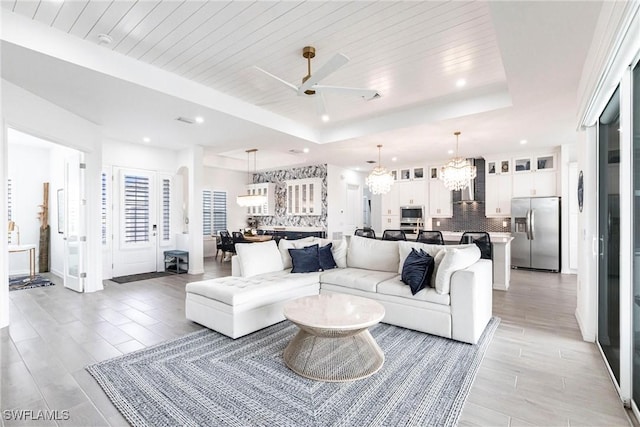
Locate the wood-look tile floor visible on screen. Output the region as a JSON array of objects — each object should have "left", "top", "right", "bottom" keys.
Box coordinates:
[{"left": 1, "top": 262, "right": 633, "bottom": 426}]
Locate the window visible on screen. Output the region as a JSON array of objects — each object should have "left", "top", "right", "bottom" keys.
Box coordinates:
[
  {"left": 203, "top": 190, "right": 227, "bottom": 236},
  {"left": 162, "top": 178, "right": 171, "bottom": 241},
  {"left": 123, "top": 174, "right": 150, "bottom": 243}
]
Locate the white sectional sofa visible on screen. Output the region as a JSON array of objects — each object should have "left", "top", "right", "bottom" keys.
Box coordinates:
[{"left": 185, "top": 235, "right": 493, "bottom": 344}]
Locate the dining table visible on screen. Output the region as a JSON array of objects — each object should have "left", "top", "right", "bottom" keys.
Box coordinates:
[{"left": 242, "top": 234, "right": 273, "bottom": 243}]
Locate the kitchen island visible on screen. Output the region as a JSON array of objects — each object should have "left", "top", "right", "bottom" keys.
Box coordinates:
[{"left": 438, "top": 231, "right": 513, "bottom": 291}]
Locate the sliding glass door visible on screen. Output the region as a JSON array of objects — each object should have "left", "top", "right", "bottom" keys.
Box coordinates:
[
  {"left": 598, "top": 87, "right": 621, "bottom": 384},
  {"left": 632, "top": 61, "right": 640, "bottom": 410}
]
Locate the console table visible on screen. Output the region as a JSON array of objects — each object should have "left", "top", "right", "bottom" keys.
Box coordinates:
[{"left": 8, "top": 244, "right": 36, "bottom": 278}]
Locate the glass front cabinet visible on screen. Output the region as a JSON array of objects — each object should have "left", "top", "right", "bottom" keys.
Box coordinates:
[{"left": 286, "top": 178, "right": 322, "bottom": 216}]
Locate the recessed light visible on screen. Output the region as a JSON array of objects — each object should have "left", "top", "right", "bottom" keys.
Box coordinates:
[
  {"left": 447, "top": 149, "right": 454, "bottom": 155},
  {"left": 143, "top": 137, "right": 151, "bottom": 143},
  {"left": 391, "top": 157, "right": 397, "bottom": 162},
  {"left": 321, "top": 114, "right": 330, "bottom": 122},
  {"left": 355, "top": 167, "right": 360, "bottom": 171},
  {"left": 456, "top": 79, "right": 466, "bottom": 88},
  {"left": 303, "top": 148, "right": 310, "bottom": 153},
  {"left": 195, "top": 116, "right": 204, "bottom": 124},
  {"left": 520, "top": 139, "right": 527, "bottom": 145}
]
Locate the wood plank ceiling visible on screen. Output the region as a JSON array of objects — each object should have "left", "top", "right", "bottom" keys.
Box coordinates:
[{"left": 2, "top": 0, "right": 506, "bottom": 126}]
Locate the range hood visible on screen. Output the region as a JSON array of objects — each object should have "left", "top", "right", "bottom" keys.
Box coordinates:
[{"left": 454, "top": 158, "right": 483, "bottom": 203}]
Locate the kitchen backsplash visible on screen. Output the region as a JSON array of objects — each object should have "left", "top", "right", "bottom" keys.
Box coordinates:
[
  {"left": 431, "top": 158, "right": 511, "bottom": 233},
  {"left": 252, "top": 164, "right": 327, "bottom": 229}
]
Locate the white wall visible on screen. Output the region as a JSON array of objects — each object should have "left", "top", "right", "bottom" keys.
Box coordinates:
[
  {"left": 177, "top": 146, "right": 204, "bottom": 274},
  {"left": 576, "top": 126, "right": 598, "bottom": 342},
  {"left": 326, "top": 165, "right": 366, "bottom": 239},
  {"left": 7, "top": 144, "right": 50, "bottom": 275}
]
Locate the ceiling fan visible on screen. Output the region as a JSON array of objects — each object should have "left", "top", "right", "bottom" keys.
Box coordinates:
[{"left": 254, "top": 46, "right": 381, "bottom": 121}]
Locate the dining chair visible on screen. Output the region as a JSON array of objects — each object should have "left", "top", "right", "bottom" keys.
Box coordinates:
[
  {"left": 232, "top": 231, "right": 249, "bottom": 245},
  {"left": 416, "top": 230, "right": 445, "bottom": 245},
  {"left": 459, "top": 232, "right": 492, "bottom": 260},
  {"left": 354, "top": 228, "right": 376, "bottom": 239},
  {"left": 217, "top": 231, "right": 236, "bottom": 261},
  {"left": 382, "top": 229, "right": 407, "bottom": 241}
]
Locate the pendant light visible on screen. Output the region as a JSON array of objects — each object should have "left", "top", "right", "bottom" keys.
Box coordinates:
[
  {"left": 366, "top": 145, "right": 394, "bottom": 195},
  {"left": 440, "top": 131, "right": 477, "bottom": 191},
  {"left": 236, "top": 149, "right": 267, "bottom": 207}
]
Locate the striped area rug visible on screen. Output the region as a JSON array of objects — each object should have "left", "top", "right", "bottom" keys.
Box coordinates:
[{"left": 87, "top": 318, "right": 499, "bottom": 427}]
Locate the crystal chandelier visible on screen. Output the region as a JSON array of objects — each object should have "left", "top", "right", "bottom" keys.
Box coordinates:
[
  {"left": 440, "top": 131, "right": 477, "bottom": 191},
  {"left": 366, "top": 144, "right": 394, "bottom": 195},
  {"left": 236, "top": 149, "right": 267, "bottom": 207}
]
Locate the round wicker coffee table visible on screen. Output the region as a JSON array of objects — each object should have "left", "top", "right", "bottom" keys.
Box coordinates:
[{"left": 283, "top": 293, "right": 385, "bottom": 382}]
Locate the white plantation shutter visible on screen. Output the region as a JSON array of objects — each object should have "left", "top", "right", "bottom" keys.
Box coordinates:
[
  {"left": 124, "top": 174, "right": 150, "bottom": 243},
  {"left": 101, "top": 173, "right": 107, "bottom": 245},
  {"left": 162, "top": 178, "right": 171, "bottom": 241},
  {"left": 7, "top": 178, "right": 12, "bottom": 221},
  {"left": 212, "top": 191, "right": 227, "bottom": 234},
  {"left": 203, "top": 190, "right": 212, "bottom": 236}
]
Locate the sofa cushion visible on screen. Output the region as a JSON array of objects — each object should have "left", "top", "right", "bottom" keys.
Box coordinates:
[
  {"left": 346, "top": 235, "right": 399, "bottom": 272},
  {"left": 320, "top": 268, "right": 399, "bottom": 292},
  {"left": 435, "top": 245, "right": 481, "bottom": 295},
  {"left": 289, "top": 244, "right": 321, "bottom": 273},
  {"left": 279, "top": 237, "right": 316, "bottom": 269},
  {"left": 317, "top": 238, "right": 348, "bottom": 268},
  {"left": 235, "top": 240, "right": 284, "bottom": 278},
  {"left": 377, "top": 276, "right": 450, "bottom": 305},
  {"left": 401, "top": 248, "right": 435, "bottom": 295},
  {"left": 318, "top": 243, "right": 338, "bottom": 270},
  {"left": 186, "top": 269, "right": 320, "bottom": 306}
]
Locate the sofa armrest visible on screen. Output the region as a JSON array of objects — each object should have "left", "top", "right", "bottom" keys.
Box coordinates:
[
  {"left": 450, "top": 259, "right": 493, "bottom": 344},
  {"left": 231, "top": 255, "right": 242, "bottom": 277}
]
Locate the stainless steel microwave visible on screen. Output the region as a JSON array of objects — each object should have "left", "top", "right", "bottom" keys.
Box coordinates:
[{"left": 400, "top": 206, "right": 424, "bottom": 220}]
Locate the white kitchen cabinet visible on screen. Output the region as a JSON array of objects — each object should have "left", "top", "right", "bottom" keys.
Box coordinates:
[
  {"left": 512, "top": 152, "right": 558, "bottom": 197},
  {"left": 485, "top": 174, "right": 512, "bottom": 217},
  {"left": 245, "top": 183, "right": 275, "bottom": 216},
  {"left": 398, "top": 180, "right": 427, "bottom": 206},
  {"left": 486, "top": 159, "right": 511, "bottom": 175},
  {"left": 380, "top": 184, "right": 399, "bottom": 216},
  {"left": 285, "top": 178, "right": 322, "bottom": 215},
  {"left": 381, "top": 215, "right": 400, "bottom": 230},
  {"left": 428, "top": 166, "right": 452, "bottom": 217}
]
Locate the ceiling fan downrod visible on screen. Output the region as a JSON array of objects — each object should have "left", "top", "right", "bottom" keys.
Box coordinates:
[{"left": 302, "top": 46, "right": 316, "bottom": 96}]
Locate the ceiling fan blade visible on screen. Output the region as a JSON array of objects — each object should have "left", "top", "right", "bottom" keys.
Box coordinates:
[
  {"left": 314, "top": 84, "right": 381, "bottom": 101},
  {"left": 298, "top": 52, "right": 349, "bottom": 95},
  {"left": 314, "top": 92, "right": 328, "bottom": 118},
  {"left": 253, "top": 66, "right": 298, "bottom": 92}
]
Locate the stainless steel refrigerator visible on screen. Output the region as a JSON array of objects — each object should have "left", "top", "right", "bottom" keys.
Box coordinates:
[{"left": 511, "top": 197, "right": 560, "bottom": 271}]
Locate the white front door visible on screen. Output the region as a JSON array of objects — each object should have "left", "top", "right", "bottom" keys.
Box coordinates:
[
  {"left": 63, "top": 154, "right": 86, "bottom": 292},
  {"left": 112, "top": 168, "right": 158, "bottom": 277}
]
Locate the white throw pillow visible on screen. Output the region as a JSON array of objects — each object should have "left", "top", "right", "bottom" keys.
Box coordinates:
[
  {"left": 278, "top": 237, "right": 316, "bottom": 269},
  {"left": 319, "top": 238, "right": 348, "bottom": 268},
  {"left": 434, "top": 245, "right": 481, "bottom": 295},
  {"left": 346, "top": 235, "right": 399, "bottom": 272},
  {"left": 236, "top": 240, "right": 284, "bottom": 278}
]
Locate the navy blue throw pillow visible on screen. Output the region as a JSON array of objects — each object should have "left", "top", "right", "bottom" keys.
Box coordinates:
[
  {"left": 401, "top": 248, "right": 435, "bottom": 295},
  {"left": 318, "top": 243, "right": 337, "bottom": 271},
  {"left": 289, "top": 244, "right": 321, "bottom": 273}
]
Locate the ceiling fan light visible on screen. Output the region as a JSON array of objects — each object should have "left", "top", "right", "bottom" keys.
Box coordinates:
[{"left": 321, "top": 114, "right": 330, "bottom": 122}]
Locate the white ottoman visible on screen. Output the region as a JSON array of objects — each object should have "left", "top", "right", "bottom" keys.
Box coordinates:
[{"left": 185, "top": 270, "right": 320, "bottom": 339}]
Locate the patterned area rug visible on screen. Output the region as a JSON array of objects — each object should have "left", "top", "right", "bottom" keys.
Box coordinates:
[
  {"left": 110, "top": 271, "right": 172, "bottom": 284},
  {"left": 87, "top": 318, "right": 500, "bottom": 427},
  {"left": 9, "top": 275, "right": 54, "bottom": 291}
]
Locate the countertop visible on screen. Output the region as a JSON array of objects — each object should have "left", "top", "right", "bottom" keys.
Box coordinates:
[{"left": 439, "top": 231, "right": 513, "bottom": 243}]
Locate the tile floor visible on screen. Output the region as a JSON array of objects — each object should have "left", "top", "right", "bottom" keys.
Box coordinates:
[{"left": 0, "top": 261, "right": 633, "bottom": 426}]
